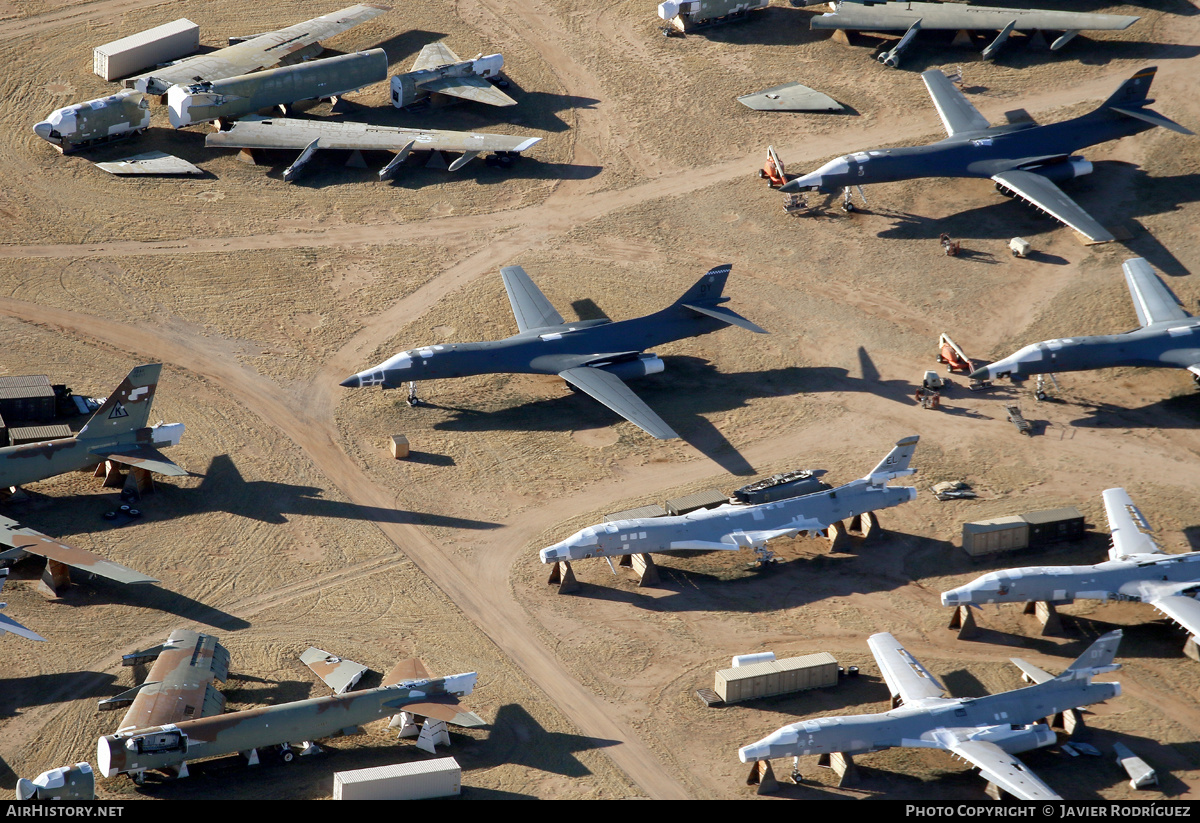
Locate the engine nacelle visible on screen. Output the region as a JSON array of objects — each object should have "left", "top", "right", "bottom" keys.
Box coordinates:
[
  {"left": 1026, "top": 156, "right": 1094, "bottom": 184},
  {"left": 391, "top": 72, "right": 429, "bottom": 108},
  {"left": 596, "top": 354, "right": 665, "bottom": 382},
  {"left": 968, "top": 723, "right": 1056, "bottom": 755},
  {"left": 472, "top": 53, "right": 504, "bottom": 79},
  {"left": 97, "top": 727, "right": 189, "bottom": 777}
]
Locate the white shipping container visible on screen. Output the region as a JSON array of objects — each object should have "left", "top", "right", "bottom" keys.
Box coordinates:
[
  {"left": 334, "top": 757, "right": 461, "bottom": 800},
  {"left": 94, "top": 19, "right": 199, "bottom": 81}
]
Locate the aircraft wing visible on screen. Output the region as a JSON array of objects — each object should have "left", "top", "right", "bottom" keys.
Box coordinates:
[
  {"left": 104, "top": 629, "right": 229, "bottom": 731},
  {"left": 90, "top": 444, "right": 187, "bottom": 477},
  {"left": 421, "top": 75, "right": 518, "bottom": 107},
  {"left": 944, "top": 738, "right": 1061, "bottom": 800},
  {"left": 301, "top": 647, "right": 368, "bottom": 694},
  {"left": 0, "top": 518, "right": 157, "bottom": 585},
  {"left": 1147, "top": 594, "right": 1200, "bottom": 639},
  {"left": 990, "top": 169, "right": 1115, "bottom": 243},
  {"left": 558, "top": 366, "right": 680, "bottom": 440},
  {"left": 1122, "top": 258, "right": 1190, "bottom": 327},
  {"left": 1102, "top": 487, "right": 1162, "bottom": 560},
  {"left": 126, "top": 4, "right": 391, "bottom": 94},
  {"left": 412, "top": 42, "right": 461, "bottom": 71},
  {"left": 921, "top": 69, "right": 989, "bottom": 137},
  {"left": 398, "top": 699, "right": 487, "bottom": 727},
  {"left": 501, "top": 265, "right": 565, "bottom": 332},
  {"left": 206, "top": 117, "right": 540, "bottom": 155},
  {"left": 810, "top": 3, "right": 1138, "bottom": 34},
  {"left": 867, "top": 632, "right": 947, "bottom": 705},
  {"left": 0, "top": 569, "right": 44, "bottom": 641}
]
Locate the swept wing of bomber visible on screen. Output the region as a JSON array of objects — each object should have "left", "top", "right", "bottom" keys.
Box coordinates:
[
  {"left": 780, "top": 67, "right": 1193, "bottom": 243},
  {"left": 124, "top": 4, "right": 392, "bottom": 95},
  {"left": 205, "top": 116, "right": 541, "bottom": 181},
  {"left": 340, "top": 264, "right": 767, "bottom": 440},
  {"left": 942, "top": 489, "right": 1200, "bottom": 652},
  {"left": 0, "top": 364, "right": 186, "bottom": 589},
  {"left": 739, "top": 630, "right": 1125, "bottom": 800},
  {"left": 541, "top": 436, "right": 918, "bottom": 565},
  {"left": 96, "top": 628, "right": 484, "bottom": 782},
  {"left": 792, "top": 0, "right": 1139, "bottom": 68},
  {"left": 391, "top": 42, "right": 517, "bottom": 108},
  {"left": 971, "top": 258, "right": 1200, "bottom": 386}
]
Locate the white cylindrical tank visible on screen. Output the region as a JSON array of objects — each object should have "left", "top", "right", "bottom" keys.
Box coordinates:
[{"left": 732, "top": 651, "right": 775, "bottom": 668}]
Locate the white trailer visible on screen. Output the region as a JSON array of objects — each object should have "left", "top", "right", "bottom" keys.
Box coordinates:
[{"left": 94, "top": 19, "right": 199, "bottom": 81}]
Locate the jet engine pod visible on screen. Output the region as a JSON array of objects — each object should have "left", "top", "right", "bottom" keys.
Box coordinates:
[
  {"left": 390, "top": 73, "right": 423, "bottom": 108},
  {"left": 970, "top": 722, "right": 1056, "bottom": 754},
  {"left": 597, "top": 353, "right": 666, "bottom": 381},
  {"left": 1026, "top": 156, "right": 1094, "bottom": 184}
]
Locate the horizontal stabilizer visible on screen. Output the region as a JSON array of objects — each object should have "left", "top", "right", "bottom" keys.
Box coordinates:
[
  {"left": 424, "top": 76, "right": 517, "bottom": 107},
  {"left": 98, "top": 683, "right": 150, "bottom": 711},
  {"left": 382, "top": 657, "right": 431, "bottom": 687},
  {"left": 301, "top": 647, "right": 368, "bottom": 694},
  {"left": 7, "top": 532, "right": 157, "bottom": 585},
  {"left": 400, "top": 700, "right": 488, "bottom": 727},
  {"left": 91, "top": 444, "right": 187, "bottom": 477},
  {"left": 1110, "top": 106, "right": 1194, "bottom": 136},
  {"left": 1010, "top": 658, "right": 1053, "bottom": 685},
  {"left": 682, "top": 302, "right": 768, "bottom": 334}
]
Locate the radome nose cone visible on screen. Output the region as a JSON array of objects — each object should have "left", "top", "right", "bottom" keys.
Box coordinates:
[
  {"left": 738, "top": 743, "right": 767, "bottom": 763},
  {"left": 340, "top": 375, "right": 361, "bottom": 388},
  {"left": 779, "top": 178, "right": 800, "bottom": 193},
  {"left": 32, "top": 121, "right": 52, "bottom": 141},
  {"left": 969, "top": 366, "right": 990, "bottom": 381}
]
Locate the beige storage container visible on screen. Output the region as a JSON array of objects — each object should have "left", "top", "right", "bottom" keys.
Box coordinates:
[
  {"left": 715, "top": 652, "right": 838, "bottom": 703},
  {"left": 333, "top": 757, "right": 461, "bottom": 800},
  {"left": 962, "top": 516, "right": 1029, "bottom": 556},
  {"left": 94, "top": 19, "right": 199, "bottom": 81}
]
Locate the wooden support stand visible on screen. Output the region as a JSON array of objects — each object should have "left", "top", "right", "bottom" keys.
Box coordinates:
[
  {"left": 985, "top": 780, "right": 1008, "bottom": 801},
  {"left": 1024, "top": 600, "right": 1063, "bottom": 635},
  {"left": 547, "top": 561, "right": 579, "bottom": 594},
  {"left": 237, "top": 147, "right": 259, "bottom": 165},
  {"left": 951, "top": 29, "right": 973, "bottom": 47},
  {"left": 826, "top": 520, "right": 847, "bottom": 553},
  {"left": 847, "top": 511, "right": 879, "bottom": 540},
  {"left": 124, "top": 467, "right": 154, "bottom": 497},
  {"left": 831, "top": 28, "right": 853, "bottom": 46},
  {"left": 95, "top": 459, "right": 125, "bottom": 488},
  {"left": 630, "top": 553, "right": 660, "bottom": 587},
  {"left": 947, "top": 604, "right": 980, "bottom": 639},
  {"left": 1049, "top": 707, "right": 1084, "bottom": 736},
  {"left": 817, "top": 751, "right": 859, "bottom": 787},
  {"left": 745, "top": 759, "right": 779, "bottom": 794},
  {"left": 1184, "top": 636, "right": 1200, "bottom": 662},
  {"left": 38, "top": 559, "right": 71, "bottom": 598}
]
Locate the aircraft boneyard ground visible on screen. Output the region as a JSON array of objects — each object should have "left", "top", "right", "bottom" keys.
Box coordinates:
[{"left": 1, "top": 0, "right": 1200, "bottom": 801}]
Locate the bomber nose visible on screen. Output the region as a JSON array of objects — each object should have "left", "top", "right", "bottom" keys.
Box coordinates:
[
  {"left": 32, "top": 121, "right": 53, "bottom": 142},
  {"left": 339, "top": 374, "right": 362, "bottom": 388},
  {"left": 738, "top": 742, "right": 769, "bottom": 763}
]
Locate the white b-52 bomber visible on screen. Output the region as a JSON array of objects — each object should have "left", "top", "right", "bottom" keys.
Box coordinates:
[{"left": 540, "top": 436, "right": 918, "bottom": 566}]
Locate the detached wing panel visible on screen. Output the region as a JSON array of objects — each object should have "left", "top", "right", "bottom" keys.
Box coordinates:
[
  {"left": 422, "top": 76, "right": 518, "bottom": 107},
  {"left": 412, "top": 42, "right": 460, "bottom": 71},
  {"left": 867, "top": 632, "right": 947, "bottom": 704},
  {"left": 920, "top": 69, "right": 990, "bottom": 136},
  {"left": 946, "top": 739, "right": 1061, "bottom": 800},
  {"left": 127, "top": 4, "right": 391, "bottom": 92},
  {"left": 558, "top": 367, "right": 680, "bottom": 440},
  {"left": 302, "top": 647, "right": 368, "bottom": 694},
  {"left": 811, "top": 3, "right": 1136, "bottom": 33},
  {"left": 0, "top": 517, "right": 156, "bottom": 585},
  {"left": 501, "top": 266, "right": 565, "bottom": 332},
  {"left": 991, "top": 169, "right": 1115, "bottom": 243},
  {"left": 1123, "top": 258, "right": 1190, "bottom": 327},
  {"left": 1102, "top": 487, "right": 1162, "bottom": 559},
  {"left": 91, "top": 444, "right": 187, "bottom": 477},
  {"left": 207, "top": 118, "right": 540, "bottom": 154}
]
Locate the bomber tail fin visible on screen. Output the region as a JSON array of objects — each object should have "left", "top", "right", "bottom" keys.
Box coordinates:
[
  {"left": 1100, "top": 67, "right": 1194, "bottom": 134},
  {"left": 1063, "top": 629, "right": 1123, "bottom": 678},
  {"left": 78, "top": 364, "right": 162, "bottom": 439},
  {"left": 864, "top": 435, "right": 920, "bottom": 484},
  {"left": 676, "top": 264, "right": 768, "bottom": 334}
]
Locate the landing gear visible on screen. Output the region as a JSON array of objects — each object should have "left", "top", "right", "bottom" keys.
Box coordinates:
[
  {"left": 280, "top": 744, "right": 295, "bottom": 763},
  {"left": 406, "top": 381, "right": 421, "bottom": 407},
  {"left": 842, "top": 187, "right": 856, "bottom": 212}
]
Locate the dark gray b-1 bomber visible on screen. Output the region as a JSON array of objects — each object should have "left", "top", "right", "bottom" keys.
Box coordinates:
[
  {"left": 739, "top": 630, "right": 1124, "bottom": 800},
  {"left": 341, "top": 264, "right": 767, "bottom": 439},
  {"left": 780, "top": 67, "right": 1193, "bottom": 243},
  {"left": 972, "top": 258, "right": 1200, "bottom": 387}
]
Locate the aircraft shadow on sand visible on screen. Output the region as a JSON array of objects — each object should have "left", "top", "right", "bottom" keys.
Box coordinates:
[
  {"left": 478, "top": 704, "right": 617, "bottom": 778},
  {"left": 185, "top": 454, "right": 500, "bottom": 530},
  {"left": 0, "top": 671, "right": 117, "bottom": 718},
  {"left": 1067, "top": 391, "right": 1200, "bottom": 429}
]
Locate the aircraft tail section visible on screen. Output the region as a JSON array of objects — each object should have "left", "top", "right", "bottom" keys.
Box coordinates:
[
  {"left": 79, "top": 364, "right": 163, "bottom": 439},
  {"left": 676, "top": 264, "right": 768, "bottom": 334},
  {"left": 1063, "top": 629, "right": 1123, "bottom": 677},
  {"left": 1101, "top": 67, "right": 1156, "bottom": 109},
  {"left": 864, "top": 435, "right": 920, "bottom": 484}
]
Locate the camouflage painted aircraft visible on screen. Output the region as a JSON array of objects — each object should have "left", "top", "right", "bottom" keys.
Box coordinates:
[
  {"left": 0, "top": 364, "right": 185, "bottom": 591},
  {"left": 780, "top": 67, "right": 1193, "bottom": 242},
  {"left": 96, "top": 628, "right": 484, "bottom": 782},
  {"left": 739, "top": 630, "right": 1125, "bottom": 800},
  {"left": 125, "top": 4, "right": 392, "bottom": 95},
  {"left": 340, "top": 263, "right": 768, "bottom": 439},
  {"left": 390, "top": 42, "right": 517, "bottom": 108}
]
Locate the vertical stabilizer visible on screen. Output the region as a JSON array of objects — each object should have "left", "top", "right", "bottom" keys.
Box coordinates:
[
  {"left": 1065, "top": 629, "right": 1123, "bottom": 674},
  {"left": 673, "top": 264, "right": 731, "bottom": 305},
  {"left": 1101, "top": 67, "right": 1155, "bottom": 109},
  {"left": 865, "top": 435, "right": 920, "bottom": 482},
  {"left": 79, "top": 364, "right": 163, "bottom": 438}
]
